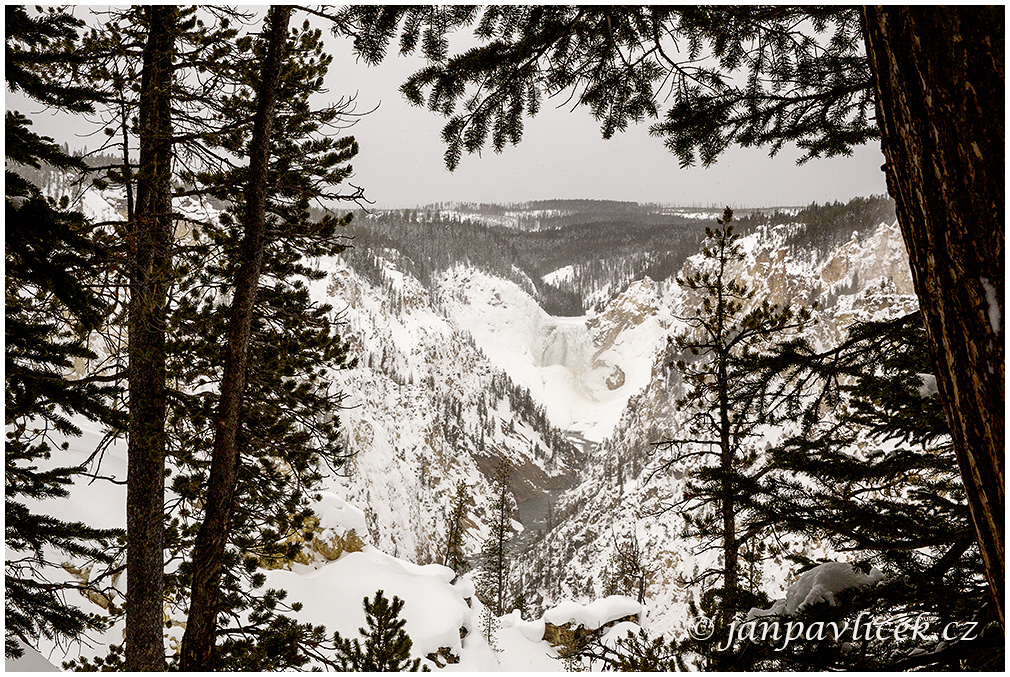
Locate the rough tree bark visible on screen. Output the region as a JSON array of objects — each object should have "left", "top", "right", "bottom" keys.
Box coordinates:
[
  {"left": 714, "top": 265, "right": 739, "bottom": 634},
  {"left": 179, "top": 7, "right": 292, "bottom": 669},
  {"left": 862, "top": 6, "right": 1004, "bottom": 626},
  {"left": 718, "top": 350, "right": 739, "bottom": 632},
  {"left": 125, "top": 6, "right": 176, "bottom": 670}
]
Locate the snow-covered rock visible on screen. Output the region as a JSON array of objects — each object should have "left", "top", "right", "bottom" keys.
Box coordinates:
[
  {"left": 746, "top": 562, "right": 885, "bottom": 619},
  {"left": 543, "top": 596, "right": 644, "bottom": 631},
  {"left": 266, "top": 547, "right": 469, "bottom": 660}
]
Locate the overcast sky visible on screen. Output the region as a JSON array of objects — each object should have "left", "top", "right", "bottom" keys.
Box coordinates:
[
  {"left": 12, "top": 7, "right": 889, "bottom": 210},
  {"left": 320, "top": 24, "right": 889, "bottom": 209}
]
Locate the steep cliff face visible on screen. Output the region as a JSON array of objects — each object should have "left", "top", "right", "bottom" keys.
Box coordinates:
[
  {"left": 435, "top": 267, "right": 675, "bottom": 443},
  {"left": 511, "top": 217, "right": 917, "bottom": 635},
  {"left": 308, "top": 250, "right": 685, "bottom": 574},
  {"left": 312, "top": 258, "right": 580, "bottom": 564}
]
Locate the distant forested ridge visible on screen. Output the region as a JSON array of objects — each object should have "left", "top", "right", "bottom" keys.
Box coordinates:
[
  {"left": 732, "top": 195, "right": 897, "bottom": 258},
  {"left": 339, "top": 195, "right": 895, "bottom": 315}
]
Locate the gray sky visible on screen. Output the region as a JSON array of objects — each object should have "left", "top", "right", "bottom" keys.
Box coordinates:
[
  {"left": 320, "top": 28, "right": 889, "bottom": 210},
  {"left": 11, "top": 7, "right": 889, "bottom": 210}
]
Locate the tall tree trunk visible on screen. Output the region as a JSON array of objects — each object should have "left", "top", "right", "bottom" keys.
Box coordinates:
[
  {"left": 126, "top": 6, "right": 176, "bottom": 670},
  {"left": 718, "top": 355, "right": 738, "bottom": 632},
  {"left": 715, "top": 242, "right": 738, "bottom": 632},
  {"left": 862, "top": 6, "right": 1004, "bottom": 626},
  {"left": 180, "top": 7, "right": 291, "bottom": 669}
]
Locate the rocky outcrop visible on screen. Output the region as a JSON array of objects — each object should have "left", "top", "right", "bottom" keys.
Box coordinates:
[
  {"left": 540, "top": 597, "right": 643, "bottom": 649},
  {"left": 603, "top": 364, "right": 626, "bottom": 390},
  {"left": 542, "top": 612, "right": 640, "bottom": 649},
  {"left": 426, "top": 646, "right": 460, "bottom": 667},
  {"left": 586, "top": 278, "right": 661, "bottom": 357},
  {"left": 259, "top": 521, "right": 366, "bottom": 570}
]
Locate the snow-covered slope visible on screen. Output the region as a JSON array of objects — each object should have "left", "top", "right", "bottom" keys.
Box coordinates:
[
  {"left": 260, "top": 497, "right": 647, "bottom": 671},
  {"left": 17, "top": 441, "right": 634, "bottom": 671},
  {"left": 510, "top": 218, "right": 917, "bottom": 638},
  {"left": 310, "top": 255, "right": 580, "bottom": 564},
  {"left": 306, "top": 210, "right": 916, "bottom": 645},
  {"left": 308, "top": 238, "right": 698, "bottom": 562},
  {"left": 435, "top": 266, "right": 673, "bottom": 442}
]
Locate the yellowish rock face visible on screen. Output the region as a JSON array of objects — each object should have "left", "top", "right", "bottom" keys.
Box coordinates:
[{"left": 259, "top": 520, "right": 366, "bottom": 570}]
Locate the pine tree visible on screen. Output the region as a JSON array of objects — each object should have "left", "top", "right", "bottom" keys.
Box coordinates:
[
  {"left": 67, "top": 8, "right": 288, "bottom": 668},
  {"left": 124, "top": 9, "right": 177, "bottom": 667},
  {"left": 736, "top": 313, "right": 1002, "bottom": 670},
  {"left": 7, "top": 7, "right": 243, "bottom": 665},
  {"left": 861, "top": 9, "right": 1003, "bottom": 623},
  {"left": 58, "top": 7, "right": 359, "bottom": 668},
  {"left": 335, "top": 7, "right": 873, "bottom": 170},
  {"left": 657, "top": 208, "right": 810, "bottom": 662},
  {"left": 478, "top": 458, "right": 515, "bottom": 620},
  {"left": 443, "top": 481, "right": 470, "bottom": 573},
  {"left": 581, "top": 627, "right": 683, "bottom": 672},
  {"left": 333, "top": 591, "right": 426, "bottom": 672},
  {"left": 602, "top": 533, "right": 650, "bottom": 604},
  {"left": 5, "top": 6, "right": 124, "bottom": 660},
  {"left": 164, "top": 15, "right": 358, "bottom": 669},
  {"left": 180, "top": 8, "right": 293, "bottom": 668},
  {"left": 75, "top": 7, "right": 237, "bottom": 667}
]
